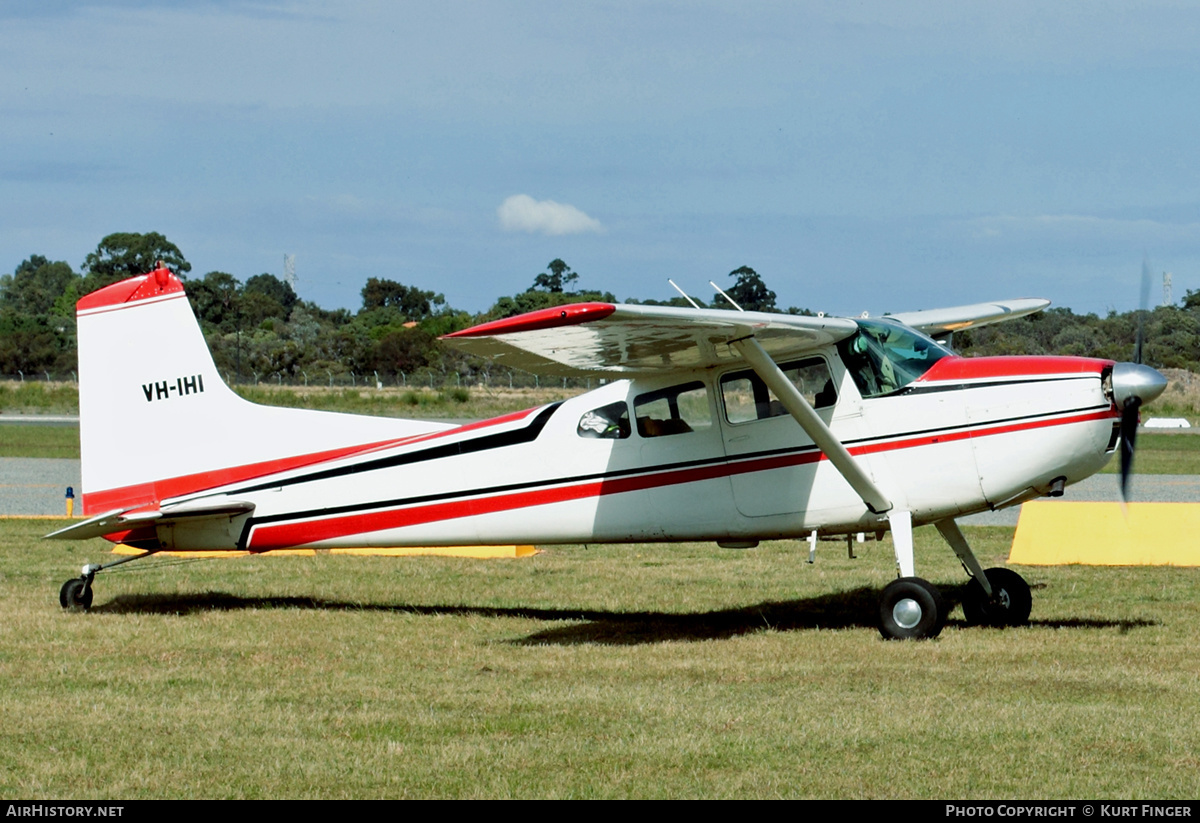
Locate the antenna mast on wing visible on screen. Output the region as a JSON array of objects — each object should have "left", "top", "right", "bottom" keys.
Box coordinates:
[
  {"left": 709, "top": 280, "right": 744, "bottom": 312},
  {"left": 667, "top": 279, "right": 703, "bottom": 309}
]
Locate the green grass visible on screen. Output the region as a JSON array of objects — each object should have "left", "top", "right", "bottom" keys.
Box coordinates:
[
  {"left": 0, "top": 382, "right": 79, "bottom": 414},
  {"left": 231, "top": 385, "right": 500, "bottom": 418},
  {"left": 0, "top": 425, "right": 79, "bottom": 458},
  {"left": 1097, "top": 432, "right": 1200, "bottom": 475},
  {"left": 3, "top": 519, "right": 1199, "bottom": 798}
]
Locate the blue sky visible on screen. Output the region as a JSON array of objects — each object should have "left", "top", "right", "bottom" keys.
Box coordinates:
[{"left": 4, "top": 1, "right": 1200, "bottom": 317}]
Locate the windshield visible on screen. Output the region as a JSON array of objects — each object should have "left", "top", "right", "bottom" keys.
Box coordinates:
[{"left": 838, "top": 318, "right": 952, "bottom": 398}]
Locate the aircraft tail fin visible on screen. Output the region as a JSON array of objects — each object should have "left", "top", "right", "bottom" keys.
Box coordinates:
[{"left": 75, "top": 268, "right": 450, "bottom": 515}]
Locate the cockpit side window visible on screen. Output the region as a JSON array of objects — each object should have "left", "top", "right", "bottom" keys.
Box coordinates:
[
  {"left": 720, "top": 358, "right": 836, "bottom": 424},
  {"left": 634, "top": 382, "right": 712, "bottom": 437},
  {"left": 577, "top": 401, "right": 631, "bottom": 439},
  {"left": 838, "top": 318, "right": 951, "bottom": 398}
]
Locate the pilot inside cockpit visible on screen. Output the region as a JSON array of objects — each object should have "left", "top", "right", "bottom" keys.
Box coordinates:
[{"left": 840, "top": 319, "right": 950, "bottom": 398}]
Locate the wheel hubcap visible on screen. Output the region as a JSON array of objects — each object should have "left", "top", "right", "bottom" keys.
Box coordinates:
[{"left": 893, "top": 597, "right": 923, "bottom": 629}]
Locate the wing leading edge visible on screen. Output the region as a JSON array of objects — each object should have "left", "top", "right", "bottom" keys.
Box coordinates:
[
  {"left": 889, "top": 298, "right": 1050, "bottom": 336},
  {"left": 442, "top": 303, "right": 860, "bottom": 376}
]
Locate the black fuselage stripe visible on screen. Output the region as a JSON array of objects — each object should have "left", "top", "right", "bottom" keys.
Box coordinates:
[
  {"left": 894, "top": 374, "right": 1096, "bottom": 397},
  {"left": 227, "top": 403, "right": 562, "bottom": 496}
]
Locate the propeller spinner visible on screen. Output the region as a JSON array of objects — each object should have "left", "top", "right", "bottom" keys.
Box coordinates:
[{"left": 1111, "top": 361, "right": 1167, "bottom": 500}]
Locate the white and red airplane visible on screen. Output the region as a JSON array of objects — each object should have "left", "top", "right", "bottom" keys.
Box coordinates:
[{"left": 48, "top": 267, "right": 1166, "bottom": 639}]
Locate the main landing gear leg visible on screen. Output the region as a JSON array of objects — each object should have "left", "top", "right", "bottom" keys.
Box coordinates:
[
  {"left": 935, "top": 518, "right": 1031, "bottom": 628},
  {"left": 878, "top": 510, "right": 948, "bottom": 640},
  {"left": 59, "top": 551, "right": 156, "bottom": 612},
  {"left": 730, "top": 334, "right": 949, "bottom": 640}
]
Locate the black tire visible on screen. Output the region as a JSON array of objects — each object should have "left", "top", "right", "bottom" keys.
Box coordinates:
[
  {"left": 878, "top": 577, "right": 946, "bottom": 640},
  {"left": 962, "top": 567, "right": 1031, "bottom": 627},
  {"left": 59, "top": 578, "right": 93, "bottom": 612}
]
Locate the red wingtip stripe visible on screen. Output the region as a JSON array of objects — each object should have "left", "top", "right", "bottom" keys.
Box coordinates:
[
  {"left": 443, "top": 302, "right": 616, "bottom": 338},
  {"left": 76, "top": 268, "right": 186, "bottom": 312}
]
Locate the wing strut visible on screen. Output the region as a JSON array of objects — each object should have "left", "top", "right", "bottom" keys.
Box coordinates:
[{"left": 729, "top": 335, "right": 893, "bottom": 515}]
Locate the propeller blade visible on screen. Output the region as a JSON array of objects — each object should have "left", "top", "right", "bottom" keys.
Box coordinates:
[
  {"left": 1135, "top": 314, "right": 1145, "bottom": 366},
  {"left": 1137, "top": 257, "right": 1152, "bottom": 365},
  {"left": 1120, "top": 259, "right": 1159, "bottom": 500},
  {"left": 1119, "top": 398, "right": 1141, "bottom": 502}
]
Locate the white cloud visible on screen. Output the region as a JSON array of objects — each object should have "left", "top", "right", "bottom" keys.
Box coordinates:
[{"left": 497, "top": 194, "right": 604, "bottom": 236}]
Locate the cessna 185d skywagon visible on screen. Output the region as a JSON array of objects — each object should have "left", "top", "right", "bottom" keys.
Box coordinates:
[{"left": 49, "top": 267, "right": 1167, "bottom": 639}]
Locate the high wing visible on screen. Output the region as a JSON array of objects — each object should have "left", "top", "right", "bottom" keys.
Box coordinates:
[
  {"left": 442, "top": 303, "right": 860, "bottom": 376},
  {"left": 889, "top": 298, "right": 1050, "bottom": 337}
]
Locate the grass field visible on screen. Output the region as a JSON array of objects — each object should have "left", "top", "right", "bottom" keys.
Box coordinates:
[
  {"left": 0, "top": 425, "right": 81, "bottom": 459},
  {"left": 1097, "top": 431, "right": 1200, "bottom": 474},
  {"left": 3, "top": 519, "right": 1199, "bottom": 799}
]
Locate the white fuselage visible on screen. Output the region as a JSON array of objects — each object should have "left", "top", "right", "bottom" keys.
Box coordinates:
[{"left": 146, "top": 350, "right": 1117, "bottom": 553}]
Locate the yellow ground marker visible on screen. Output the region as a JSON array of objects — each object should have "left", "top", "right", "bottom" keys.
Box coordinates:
[
  {"left": 1009, "top": 501, "right": 1200, "bottom": 566},
  {"left": 110, "top": 544, "right": 537, "bottom": 559}
]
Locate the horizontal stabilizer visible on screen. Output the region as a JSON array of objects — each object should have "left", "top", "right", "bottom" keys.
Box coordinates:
[
  {"left": 45, "top": 508, "right": 140, "bottom": 541},
  {"left": 45, "top": 499, "right": 256, "bottom": 541}
]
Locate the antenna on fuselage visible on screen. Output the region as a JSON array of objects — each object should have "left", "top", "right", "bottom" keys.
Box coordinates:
[
  {"left": 709, "top": 280, "right": 745, "bottom": 312},
  {"left": 667, "top": 279, "right": 703, "bottom": 309}
]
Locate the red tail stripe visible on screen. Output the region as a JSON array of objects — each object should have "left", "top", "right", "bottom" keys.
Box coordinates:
[{"left": 76, "top": 268, "right": 186, "bottom": 312}]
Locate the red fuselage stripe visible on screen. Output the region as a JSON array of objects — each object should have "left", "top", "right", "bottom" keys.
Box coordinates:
[
  {"left": 245, "top": 407, "right": 1115, "bottom": 550},
  {"left": 916, "top": 356, "right": 1111, "bottom": 382}
]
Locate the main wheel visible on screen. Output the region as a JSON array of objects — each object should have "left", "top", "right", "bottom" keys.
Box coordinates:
[
  {"left": 59, "top": 578, "right": 93, "bottom": 612},
  {"left": 878, "top": 577, "right": 946, "bottom": 640},
  {"left": 961, "top": 567, "right": 1031, "bottom": 627}
]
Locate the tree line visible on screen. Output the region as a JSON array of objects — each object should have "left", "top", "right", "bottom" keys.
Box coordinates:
[{"left": 2, "top": 232, "right": 1196, "bottom": 384}]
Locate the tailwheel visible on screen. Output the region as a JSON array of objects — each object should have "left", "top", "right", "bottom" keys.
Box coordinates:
[
  {"left": 59, "top": 577, "right": 93, "bottom": 612},
  {"left": 962, "top": 567, "right": 1031, "bottom": 627},
  {"left": 878, "top": 577, "right": 946, "bottom": 640}
]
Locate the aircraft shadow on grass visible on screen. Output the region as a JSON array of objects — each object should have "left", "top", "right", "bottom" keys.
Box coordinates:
[{"left": 90, "top": 585, "right": 1158, "bottom": 645}]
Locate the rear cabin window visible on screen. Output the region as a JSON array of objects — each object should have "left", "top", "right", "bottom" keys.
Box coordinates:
[
  {"left": 577, "top": 401, "right": 631, "bottom": 439},
  {"left": 720, "top": 358, "right": 836, "bottom": 424},
  {"left": 634, "top": 382, "right": 712, "bottom": 438}
]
